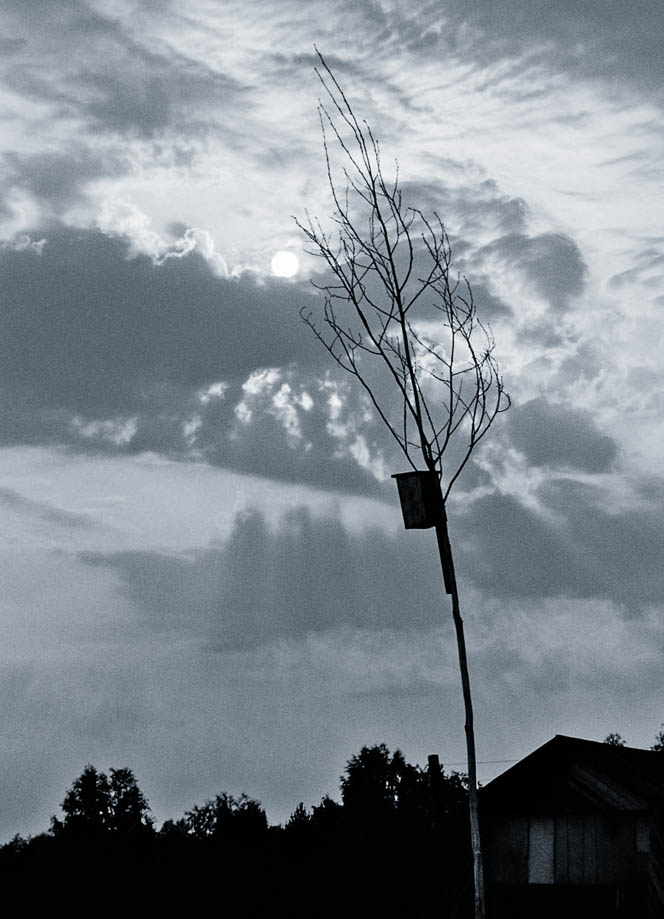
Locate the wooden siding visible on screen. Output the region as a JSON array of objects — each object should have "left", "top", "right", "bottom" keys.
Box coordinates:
[
  {"left": 485, "top": 813, "right": 649, "bottom": 888},
  {"left": 554, "top": 814, "right": 644, "bottom": 885}
]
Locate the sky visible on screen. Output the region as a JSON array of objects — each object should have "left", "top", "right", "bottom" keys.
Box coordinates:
[{"left": 1, "top": 0, "right": 663, "bottom": 840}]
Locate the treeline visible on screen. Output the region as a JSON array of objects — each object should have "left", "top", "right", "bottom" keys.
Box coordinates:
[{"left": 0, "top": 743, "right": 473, "bottom": 917}]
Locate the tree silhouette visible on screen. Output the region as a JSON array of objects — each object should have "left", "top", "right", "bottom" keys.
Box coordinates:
[
  {"left": 52, "top": 764, "right": 152, "bottom": 836},
  {"left": 340, "top": 743, "right": 417, "bottom": 823},
  {"left": 107, "top": 767, "right": 153, "bottom": 834},
  {"left": 309, "top": 794, "right": 345, "bottom": 837},
  {"left": 285, "top": 801, "right": 311, "bottom": 835},
  {"left": 603, "top": 732, "right": 627, "bottom": 746},
  {"left": 54, "top": 764, "right": 111, "bottom": 836},
  {"left": 182, "top": 791, "right": 268, "bottom": 841}
]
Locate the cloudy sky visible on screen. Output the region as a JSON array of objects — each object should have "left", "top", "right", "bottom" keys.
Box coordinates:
[{"left": 1, "top": 0, "right": 663, "bottom": 839}]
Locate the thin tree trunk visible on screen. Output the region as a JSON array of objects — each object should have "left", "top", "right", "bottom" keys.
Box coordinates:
[{"left": 435, "top": 507, "right": 485, "bottom": 919}]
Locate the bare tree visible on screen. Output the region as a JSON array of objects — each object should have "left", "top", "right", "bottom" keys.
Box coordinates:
[{"left": 295, "top": 52, "right": 510, "bottom": 919}]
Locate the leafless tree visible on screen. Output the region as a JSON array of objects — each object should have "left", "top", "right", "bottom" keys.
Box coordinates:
[{"left": 295, "top": 52, "right": 510, "bottom": 919}]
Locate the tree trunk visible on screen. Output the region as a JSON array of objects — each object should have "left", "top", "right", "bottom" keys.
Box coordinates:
[{"left": 435, "top": 507, "right": 485, "bottom": 919}]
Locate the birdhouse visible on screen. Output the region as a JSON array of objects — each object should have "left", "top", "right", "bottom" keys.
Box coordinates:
[{"left": 391, "top": 471, "right": 442, "bottom": 529}]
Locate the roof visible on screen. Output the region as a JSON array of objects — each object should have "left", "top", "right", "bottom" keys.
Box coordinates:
[{"left": 480, "top": 735, "right": 664, "bottom": 814}]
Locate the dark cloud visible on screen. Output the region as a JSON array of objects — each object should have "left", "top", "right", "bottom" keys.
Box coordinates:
[
  {"left": 78, "top": 50, "right": 244, "bottom": 140},
  {"left": 508, "top": 397, "right": 618, "bottom": 472},
  {"left": 452, "top": 477, "right": 664, "bottom": 611},
  {"left": 482, "top": 232, "right": 587, "bottom": 310},
  {"left": 518, "top": 318, "right": 566, "bottom": 350},
  {"left": 0, "top": 228, "right": 293, "bottom": 455},
  {"left": 454, "top": 492, "right": 579, "bottom": 600},
  {"left": 81, "top": 506, "right": 444, "bottom": 648},
  {"left": 537, "top": 477, "right": 664, "bottom": 610},
  {"left": 81, "top": 468, "right": 664, "bottom": 643},
  {"left": 0, "top": 224, "right": 314, "bottom": 421},
  {"left": 402, "top": 178, "right": 529, "bottom": 240},
  {"left": 465, "top": 282, "right": 513, "bottom": 320},
  {"left": 3, "top": 151, "right": 127, "bottom": 211},
  {"left": 369, "top": 178, "right": 579, "bottom": 316},
  {"left": 269, "top": 0, "right": 664, "bottom": 103},
  {"left": 2, "top": 0, "right": 249, "bottom": 142},
  {"left": 0, "top": 224, "right": 502, "bottom": 495},
  {"left": 556, "top": 343, "right": 605, "bottom": 387},
  {"left": 191, "top": 383, "right": 387, "bottom": 495},
  {"left": 387, "top": 0, "right": 664, "bottom": 100},
  {"left": 365, "top": 180, "right": 522, "bottom": 323}
]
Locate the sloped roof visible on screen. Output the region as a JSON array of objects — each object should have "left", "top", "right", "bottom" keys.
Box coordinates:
[{"left": 480, "top": 735, "right": 664, "bottom": 814}]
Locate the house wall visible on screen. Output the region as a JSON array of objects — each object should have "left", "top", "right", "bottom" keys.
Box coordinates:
[
  {"left": 555, "top": 813, "right": 647, "bottom": 885},
  {"left": 484, "top": 815, "right": 528, "bottom": 884},
  {"left": 485, "top": 812, "right": 649, "bottom": 887}
]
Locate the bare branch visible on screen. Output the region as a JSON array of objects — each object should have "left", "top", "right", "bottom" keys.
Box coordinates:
[{"left": 295, "top": 50, "right": 509, "bottom": 497}]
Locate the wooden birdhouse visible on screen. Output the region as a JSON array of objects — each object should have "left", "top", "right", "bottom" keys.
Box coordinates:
[{"left": 391, "top": 471, "right": 442, "bottom": 529}]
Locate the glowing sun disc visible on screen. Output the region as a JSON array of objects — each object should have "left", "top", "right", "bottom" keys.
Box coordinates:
[{"left": 271, "top": 250, "right": 299, "bottom": 277}]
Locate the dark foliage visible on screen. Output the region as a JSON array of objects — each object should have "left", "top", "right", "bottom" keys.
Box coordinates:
[
  {"left": 49, "top": 764, "right": 153, "bottom": 838},
  {"left": 178, "top": 791, "right": 268, "bottom": 840},
  {"left": 603, "top": 733, "right": 627, "bottom": 747},
  {"left": 652, "top": 724, "right": 664, "bottom": 753},
  {"left": 0, "top": 745, "right": 473, "bottom": 917}
]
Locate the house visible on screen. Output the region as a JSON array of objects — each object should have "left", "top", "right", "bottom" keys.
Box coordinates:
[{"left": 480, "top": 734, "right": 664, "bottom": 918}]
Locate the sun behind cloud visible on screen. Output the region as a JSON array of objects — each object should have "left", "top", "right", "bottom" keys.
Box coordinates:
[{"left": 271, "top": 250, "right": 299, "bottom": 277}]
